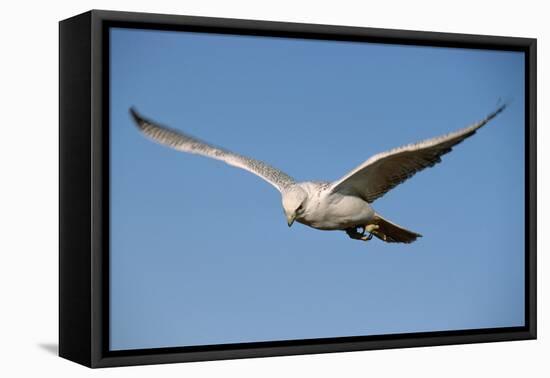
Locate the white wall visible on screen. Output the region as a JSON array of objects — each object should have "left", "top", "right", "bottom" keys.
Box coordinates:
[{"left": 0, "top": 0, "right": 546, "bottom": 376}]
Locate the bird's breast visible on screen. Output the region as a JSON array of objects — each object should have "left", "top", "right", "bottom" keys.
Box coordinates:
[{"left": 297, "top": 193, "right": 375, "bottom": 230}]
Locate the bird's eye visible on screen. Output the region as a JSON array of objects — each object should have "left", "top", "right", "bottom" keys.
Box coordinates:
[{"left": 297, "top": 205, "right": 303, "bottom": 212}]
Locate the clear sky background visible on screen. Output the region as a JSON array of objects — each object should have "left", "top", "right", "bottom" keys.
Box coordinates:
[{"left": 109, "top": 27, "right": 525, "bottom": 351}]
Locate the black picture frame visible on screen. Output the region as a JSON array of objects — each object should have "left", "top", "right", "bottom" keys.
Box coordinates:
[{"left": 59, "top": 9, "right": 537, "bottom": 368}]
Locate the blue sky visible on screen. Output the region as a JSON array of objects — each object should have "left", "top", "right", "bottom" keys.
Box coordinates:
[{"left": 109, "top": 27, "right": 525, "bottom": 351}]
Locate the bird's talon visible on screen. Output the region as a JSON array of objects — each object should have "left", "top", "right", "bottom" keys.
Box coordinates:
[{"left": 361, "top": 233, "right": 374, "bottom": 241}]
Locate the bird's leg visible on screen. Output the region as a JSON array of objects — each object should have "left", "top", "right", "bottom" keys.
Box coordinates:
[
  {"left": 360, "top": 224, "right": 380, "bottom": 241},
  {"left": 365, "top": 224, "right": 379, "bottom": 233},
  {"left": 345, "top": 227, "right": 364, "bottom": 240},
  {"left": 346, "top": 225, "right": 379, "bottom": 242}
]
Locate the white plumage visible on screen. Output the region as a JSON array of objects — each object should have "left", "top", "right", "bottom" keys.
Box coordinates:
[{"left": 130, "top": 104, "right": 507, "bottom": 244}]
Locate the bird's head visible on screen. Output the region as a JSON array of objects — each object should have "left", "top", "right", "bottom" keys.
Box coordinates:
[{"left": 281, "top": 186, "right": 307, "bottom": 227}]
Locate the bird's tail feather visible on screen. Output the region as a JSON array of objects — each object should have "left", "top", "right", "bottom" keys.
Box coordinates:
[{"left": 370, "top": 213, "right": 422, "bottom": 244}]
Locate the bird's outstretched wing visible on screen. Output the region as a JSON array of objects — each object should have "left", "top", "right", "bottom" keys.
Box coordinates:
[
  {"left": 329, "top": 104, "right": 507, "bottom": 202},
  {"left": 130, "top": 108, "right": 295, "bottom": 193}
]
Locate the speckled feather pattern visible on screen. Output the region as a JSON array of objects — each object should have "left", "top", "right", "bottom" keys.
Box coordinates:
[
  {"left": 130, "top": 108, "right": 295, "bottom": 192},
  {"left": 330, "top": 103, "right": 507, "bottom": 202}
]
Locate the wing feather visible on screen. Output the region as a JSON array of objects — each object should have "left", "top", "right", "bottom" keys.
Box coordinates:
[
  {"left": 330, "top": 104, "right": 507, "bottom": 202},
  {"left": 130, "top": 108, "right": 295, "bottom": 192}
]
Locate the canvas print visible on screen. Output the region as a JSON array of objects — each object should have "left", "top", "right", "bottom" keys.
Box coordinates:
[{"left": 109, "top": 27, "right": 525, "bottom": 351}]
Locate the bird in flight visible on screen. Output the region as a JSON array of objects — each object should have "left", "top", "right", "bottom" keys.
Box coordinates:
[{"left": 130, "top": 104, "right": 507, "bottom": 244}]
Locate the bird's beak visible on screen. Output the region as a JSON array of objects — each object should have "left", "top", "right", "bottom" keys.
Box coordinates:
[{"left": 287, "top": 213, "right": 296, "bottom": 227}]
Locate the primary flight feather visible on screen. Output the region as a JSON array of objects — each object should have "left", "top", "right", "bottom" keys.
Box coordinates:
[{"left": 130, "top": 104, "right": 507, "bottom": 244}]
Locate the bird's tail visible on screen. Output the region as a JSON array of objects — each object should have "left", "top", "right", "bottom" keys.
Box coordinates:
[{"left": 369, "top": 213, "right": 422, "bottom": 244}]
